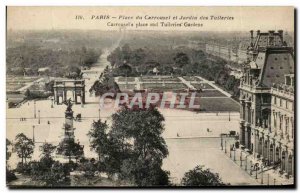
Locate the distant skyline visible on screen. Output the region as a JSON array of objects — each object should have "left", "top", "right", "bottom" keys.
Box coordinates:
[{"left": 7, "top": 7, "right": 294, "bottom": 32}]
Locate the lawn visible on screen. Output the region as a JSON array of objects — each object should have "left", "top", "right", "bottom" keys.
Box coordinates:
[
  {"left": 118, "top": 77, "right": 136, "bottom": 82},
  {"left": 182, "top": 76, "right": 198, "bottom": 81},
  {"left": 199, "top": 90, "right": 226, "bottom": 97},
  {"left": 141, "top": 76, "right": 181, "bottom": 82},
  {"left": 141, "top": 83, "right": 187, "bottom": 91},
  {"left": 192, "top": 83, "right": 214, "bottom": 89},
  {"left": 118, "top": 83, "right": 137, "bottom": 90},
  {"left": 6, "top": 83, "right": 26, "bottom": 91},
  {"left": 198, "top": 98, "right": 239, "bottom": 112}
]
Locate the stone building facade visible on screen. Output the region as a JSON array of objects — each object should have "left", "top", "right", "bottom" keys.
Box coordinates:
[{"left": 239, "top": 30, "right": 294, "bottom": 178}]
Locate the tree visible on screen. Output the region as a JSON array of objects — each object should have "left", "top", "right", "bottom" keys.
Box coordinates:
[
  {"left": 110, "top": 107, "right": 170, "bottom": 186},
  {"left": 39, "top": 143, "right": 56, "bottom": 169},
  {"left": 30, "top": 161, "right": 68, "bottom": 186},
  {"left": 181, "top": 165, "right": 227, "bottom": 186},
  {"left": 40, "top": 143, "right": 56, "bottom": 158},
  {"left": 14, "top": 133, "right": 35, "bottom": 165},
  {"left": 24, "top": 89, "right": 31, "bottom": 99},
  {"left": 173, "top": 52, "right": 190, "bottom": 67},
  {"left": 6, "top": 138, "right": 12, "bottom": 161},
  {"left": 6, "top": 138, "right": 17, "bottom": 183},
  {"left": 87, "top": 119, "right": 110, "bottom": 161},
  {"left": 56, "top": 138, "right": 84, "bottom": 164}
]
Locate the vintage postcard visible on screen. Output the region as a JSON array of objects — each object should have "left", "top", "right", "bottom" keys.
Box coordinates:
[{"left": 6, "top": 6, "right": 295, "bottom": 188}]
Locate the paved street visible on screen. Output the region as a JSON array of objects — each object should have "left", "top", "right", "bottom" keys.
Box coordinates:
[{"left": 163, "top": 137, "right": 259, "bottom": 185}]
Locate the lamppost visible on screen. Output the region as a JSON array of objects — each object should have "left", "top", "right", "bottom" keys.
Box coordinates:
[
  {"left": 240, "top": 150, "right": 243, "bottom": 167},
  {"left": 261, "top": 165, "right": 264, "bottom": 184},
  {"left": 254, "top": 163, "right": 259, "bottom": 179},
  {"left": 51, "top": 97, "right": 54, "bottom": 108},
  {"left": 233, "top": 147, "right": 236, "bottom": 161},
  {"left": 250, "top": 160, "right": 253, "bottom": 175},
  {"left": 34, "top": 100, "right": 36, "bottom": 118},
  {"left": 245, "top": 154, "right": 250, "bottom": 171},
  {"left": 220, "top": 134, "right": 224, "bottom": 150},
  {"left": 32, "top": 125, "right": 35, "bottom": 143},
  {"left": 38, "top": 110, "right": 40, "bottom": 124}
]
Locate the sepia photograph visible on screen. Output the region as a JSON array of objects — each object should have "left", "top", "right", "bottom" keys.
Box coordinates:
[{"left": 5, "top": 6, "right": 295, "bottom": 188}]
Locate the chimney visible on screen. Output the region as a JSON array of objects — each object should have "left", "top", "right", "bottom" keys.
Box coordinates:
[
  {"left": 256, "top": 30, "right": 260, "bottom": 36},
  {"left": 250, "top": 30, "right": 254, "bottom": 46},
  {"left": 268, "top": 30, "right": 275, "bottom": 46},
  {"left": 278, "top": 30, "right": 284, "bottom": 42}
]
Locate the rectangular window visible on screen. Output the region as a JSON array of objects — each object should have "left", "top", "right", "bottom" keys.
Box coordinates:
[
  {"left": 285, "top": 118, "right": 289, "bottom": 135},
  {"left": 279, "top": 99, "right": 282, "bottom": 107}
]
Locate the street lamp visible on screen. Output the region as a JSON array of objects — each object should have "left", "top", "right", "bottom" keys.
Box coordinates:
[
  {"left": 220, "top": 134, "right": 224, "bottom": 150},
  {"left": 34, "top": 100, "right": 36, "bottom": 118},
  {"left": 32, "top": 125, "right": 35, "bottom": 143},
  {"left": 240, "top": 150, "right": 243, "bottom": 167},
  {"left": 38, "top": 110, "right": 40, "bottom": 124},
  {"left": 245, "top": 154, "right": 250, "bottom": 171},
  {"left": 51, "top": 98, "right": 54, "bottom": 108},
  {"left": 250, "top": 160, "right": 253, "bottom": 175},
  {"left": 253, "top": 163, "right": 259, "bottom": 179},
  {"left": 261, "top": 165, "right": 264, "bottom": 184},
  {"left": 233, "top": 147, "right": 236, "bottom": 161}
]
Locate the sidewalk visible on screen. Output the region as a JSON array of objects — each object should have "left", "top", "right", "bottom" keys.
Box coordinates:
[{"left": 222, "top": 139, "right": 294, "bottom": 186}]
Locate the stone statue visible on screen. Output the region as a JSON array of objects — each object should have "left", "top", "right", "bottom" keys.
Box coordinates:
[{"left": 64, "top": 98, "right": 73, "bottom": 112}]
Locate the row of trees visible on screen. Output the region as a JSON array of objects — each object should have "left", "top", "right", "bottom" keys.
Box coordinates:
[
  {"left": 7, "top": 131, "right": 84, "bottom": 186},
  {"left": 7, "top": 44, "right": 101, "bottom": 78}
]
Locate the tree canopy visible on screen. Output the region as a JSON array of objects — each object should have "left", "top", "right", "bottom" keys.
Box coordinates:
[
  {"left": 181, "top": 165, "right": 227, "bottom": 186},
  {"left": 14, "top": 133, "right": 35, "bottom": 164}
]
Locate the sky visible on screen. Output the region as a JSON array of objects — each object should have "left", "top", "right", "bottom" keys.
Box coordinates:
[{"left": 7, "top": 6, "right": 294, "bottom": 32}]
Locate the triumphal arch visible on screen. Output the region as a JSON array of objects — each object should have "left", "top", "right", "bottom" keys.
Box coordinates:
[{"left": 53, "top": 79, "right": 85, "bottom": 105}]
